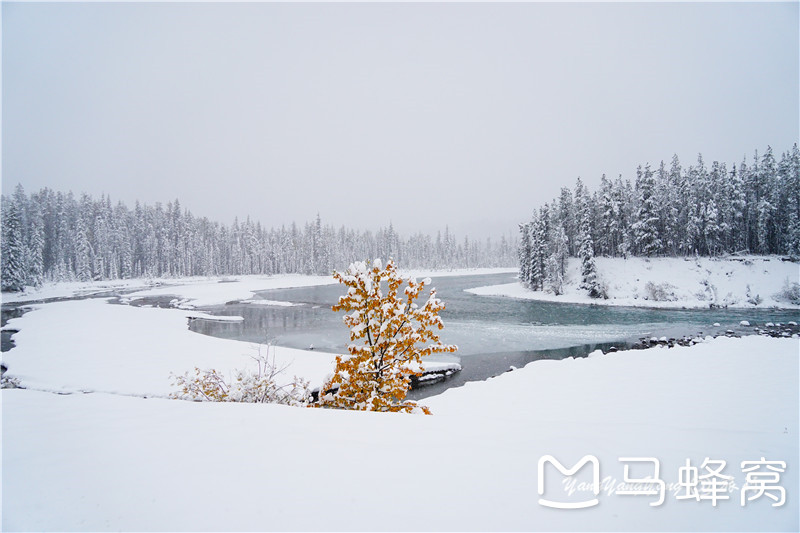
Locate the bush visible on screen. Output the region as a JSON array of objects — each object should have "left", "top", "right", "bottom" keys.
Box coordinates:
[
  {"left": 171, "top": 344, "right": 311, "bottom": 405},
  {"left": 695, "top": 279, "right": 717, "bottom": 303},
  {"left": 745, "top": 284, "right": 763, "bottom": 306},
  {"left": 319, "top": 259, "right": 457, "bottom": 414},
  {"left": 774, "top": 278, "right": 800, "bottom": 305},
  {"left": 644, "top": 281, "right": 677, "bottom": 302}
]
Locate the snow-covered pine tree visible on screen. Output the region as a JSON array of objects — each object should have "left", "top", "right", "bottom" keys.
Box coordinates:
[
  {"left": 654, "top": 161, "right": 672, "bottom": 251},
  {"left": 598, "top": 175, "right": 614, "bottom": 256},
  {"left": 575, "top": 179, "right": 601, "bottom": 298},
  {"left": 703, "top": 161, "right": 725, "bottom": 256},
  {"left": 518, "top": 222, "right": 533, "bottom": 286},
  {"left": 529, "top": 210, "right": 547, "bottom": 290},
  {"left": 557, "top": 187, "right": 576, "bottom": 256},
  {"left": 27, "top": 200, "right": 45, "bottom": 287},
  {"left": 756, "top": 147, "right": 778, "bottom": 254},
  {"left": 614, "top": 176, "right": 633, "bottom": 257},
  {"left": 667, "top": 154, "right": 686, "bottom": 255},
  {"left": 783, "top": 143, "right": 800, "bottom": 255},
  {"left": 545, "top": 218, "right": 569, "bottom": 295},
  {"left": 632, "top": 164, "right": 662, "bottom": 256},
  {"left": 1, "top": 194, "right": 28, "bottom": 291},
  {"left": 74, "top": 216, "right": 93, "bottom": 282}
]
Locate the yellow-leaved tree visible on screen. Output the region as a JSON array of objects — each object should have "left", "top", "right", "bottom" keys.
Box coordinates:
[{"left": 319, "top": 259, "right": 457, "bottom": 414}]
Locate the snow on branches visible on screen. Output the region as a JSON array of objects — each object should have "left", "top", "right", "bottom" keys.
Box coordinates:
[
  {"left": 319, "top": 259, "right": 457, "bottom": 414},
  {"left": 170, "top": 344, "right": 311, "bottom": 406}
]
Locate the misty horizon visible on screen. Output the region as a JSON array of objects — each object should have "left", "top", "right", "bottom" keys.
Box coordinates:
[{"left": 3, "top": 2, "right": 798, "bottom": 239}]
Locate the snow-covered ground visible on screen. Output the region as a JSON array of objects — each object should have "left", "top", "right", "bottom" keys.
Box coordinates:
[
  {"left": 124, "top": 274, "right": 336, "bottom": 308},
  {"left": 2, "top": 266, "right": 797, "bottom": 531},
  {"left": 1, "top": 267, "right": 517, "bottom": 307},
  {"left": 1, "top": 299, "right": 333, "bottom": 396},
  {"left": 2, "top": 334, "right": 796, "bottom": 531},
  {"left": 0, "top": 298, "right": 456, "bottom": 396},
  {"left": 468, "top": 256, "right": 800, "bottom": 309}
]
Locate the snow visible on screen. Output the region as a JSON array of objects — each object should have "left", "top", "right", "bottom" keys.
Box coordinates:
[
  {"left": 1, "top": 268, "right": 517, "bottom": 307},
  {"left": 0, "top": 274, "right": 335, "bottom": 306},
  {"left": 185, "top": 311, "right": 244, "bottom": 322},
  {"left": 1, "top": 297, "right": 460, "bottom": 397},
  {"left": 2, "top": 334, "right": 796, "bottom": 531},
  {"left": 467, "top": 256, "right": 800, "bottom": 309},
  {"left": 240, "top": 299, "right": 301, "bottom": 307},
  {"left": 125, "top": 274, "right": 336, "bottom": 308},
  {"left": 1, "top": 299, "right": 338, "bottom": 396},
  {"left": 1, "top": 277, "right": 168, "bottom": 304},
  {"left": 2, "top": 268, "right": 798, "bottom": 530},
  {"left": 400, "top": 266, "right": 517, "bottom": 279}
]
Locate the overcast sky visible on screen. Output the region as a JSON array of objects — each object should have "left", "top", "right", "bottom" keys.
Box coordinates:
[{"left": 3, "top": 2, "right": 798, "bottom": 239}]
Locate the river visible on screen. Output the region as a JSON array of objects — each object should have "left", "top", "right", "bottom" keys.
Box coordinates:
[{"left": 186, "top": 272, "right": 800, "bottom": 399}]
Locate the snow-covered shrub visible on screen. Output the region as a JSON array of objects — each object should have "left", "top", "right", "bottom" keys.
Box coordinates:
[
  {"left": 545, "top": 255, "right": 564, "bottom": 295},
  {"left": 745, "top": 284, "right": 763, "bottom": 306},
  {"left": 594, "top": 277, "right": 609, "bottom": 299},
  {"left": 171, "top": 345, "right": 311, "bottom": 406},
  {"left": 774, "top": 278, "right": 800, "bottom": 305},
  {"left": 319, "top": 259, "right": 457, "bottom": 415},
  {"left": 1, "top": 373, "right": 21, "bottom": 389},
  {"left": 696, "top": 279, "right": 717, "bottom": 303},
  {"left": 644, "top": 281, "right": 677, "bottom": 302}
]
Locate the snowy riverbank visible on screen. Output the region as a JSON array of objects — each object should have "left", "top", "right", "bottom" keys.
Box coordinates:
[
  {"left": 0, "top": 298, "right": 459, "bottom": 396},
  {"left": 467, "top": 256, "right": 800, "bottom": 309},
  {"left": 2, "top": 334, "right": 797, "bottom": 531},
  {"left": 1, "top": 267, "right": 517, "bottom": 307},
  {"left": 2, "top": 267, "right": 797, "bottom": 531}
]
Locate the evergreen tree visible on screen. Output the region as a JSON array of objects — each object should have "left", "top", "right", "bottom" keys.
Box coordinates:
[
  {"left": 545, "top": 218, "right": 569, "bottom": 295},
  {"left": 529, "top": 209, "right": 547, "bottom": 290},
  {"left": 632, "top": 164, "right": 662, "bottom": 256},
  {"left": 27, "top": 197, "right": 45, "bottom": 287},
  {"left": 784, "top": 144, "right": 800, "bottom": 255},
  {"left": 518, "top": 222, "right": 532, "bottom": 286},
  {"left": 1, "top": 195, "right": 28, "bottom": 291}
]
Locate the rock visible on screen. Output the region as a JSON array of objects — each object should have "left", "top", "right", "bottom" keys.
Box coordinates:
[
  {"left": 713, "top": 322, "right": 720, "bottom": 327},
  {"left": 740, "top": 320, "right": 750, "bottom": 326}
]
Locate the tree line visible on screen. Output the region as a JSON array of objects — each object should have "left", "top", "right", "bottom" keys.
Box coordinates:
[
  {"left": 1, "top": 187, "right": 517, "bottom": 291},
  {"left": 518, "top": 144, "right": 800, "bottom": 297}
]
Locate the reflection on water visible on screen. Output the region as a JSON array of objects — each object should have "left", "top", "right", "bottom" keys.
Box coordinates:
[
  {"left": 189, "top": 272, "right": 800, "bottom": 356},
  {"left": 187, "top": 272, "right": 799, "bottom": 394}
]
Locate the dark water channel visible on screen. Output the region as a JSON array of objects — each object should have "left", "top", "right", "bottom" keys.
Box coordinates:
[{"left": 185, "top": 273, "right": 800, "bottom": 399}]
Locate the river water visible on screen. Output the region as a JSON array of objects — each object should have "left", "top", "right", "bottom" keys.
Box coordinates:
[{"left": 187, "top": 273, "right": 800, "bottom": 399}]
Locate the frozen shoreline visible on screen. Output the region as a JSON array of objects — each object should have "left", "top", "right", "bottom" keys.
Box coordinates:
[
  {"left": 2, "top": 334, "right": 797, "bottom": 531},
  {"left": 1, "top": 267, "right": 517, "bottom": 307},
  {"left": 2, "top": 263, "right": 797, "bottom": 531},
  {"left": 467, "top": 256, "right": 800, "bottom": 310}
]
